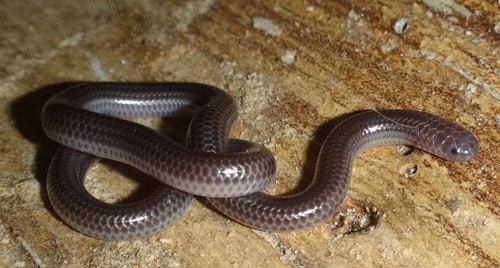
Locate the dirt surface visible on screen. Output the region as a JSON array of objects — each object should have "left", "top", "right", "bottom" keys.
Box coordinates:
[{"left": 0, "top": 0, "right": 498, "bottom": 267}]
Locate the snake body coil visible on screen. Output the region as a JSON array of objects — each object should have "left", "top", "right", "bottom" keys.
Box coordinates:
[{"left": 42, "top": 82, "right": 479, "bottom": 239}]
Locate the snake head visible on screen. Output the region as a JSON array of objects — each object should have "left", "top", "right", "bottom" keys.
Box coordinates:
[
  {"left": 447, "top": 131, "right": 479, "bottom": 161},
  {"left": 430, "top": 124, "right": 479, "bottom": 162}
]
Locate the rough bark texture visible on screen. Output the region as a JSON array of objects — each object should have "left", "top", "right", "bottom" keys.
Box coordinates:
[{"left": 0, "top": 0, "right": 498, "bottom": 267}]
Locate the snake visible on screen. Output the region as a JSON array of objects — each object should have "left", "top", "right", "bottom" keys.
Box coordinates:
[{"left": 41, "top": 82, "right": 479, "bottom": 239}]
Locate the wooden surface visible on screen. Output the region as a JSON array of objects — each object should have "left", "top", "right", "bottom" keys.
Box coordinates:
[{"left": 0, "top": 0, "right": 498, "bottom": 267}]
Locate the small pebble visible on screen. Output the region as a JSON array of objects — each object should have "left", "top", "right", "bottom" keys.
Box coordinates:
[
  {"left": 400, "top": 164, "right": 418, "bottom": 178},
  {"left": 394, "top": 18, "right": 410, "bottom": 34},
  {"left": 494, "top": 21, "right": 500, "bottom": 35},
  {"left": 420, "top": 48, "right": 436, "bottom": 60},
  {"left": 252, "top": 17, "right": 282, "bottom": 37},
  {"left": 280, "top": 50, "right": 296, "bottom": 65},
  {"left": 397, "top": 145, "right": 414, "bottom": 156}
]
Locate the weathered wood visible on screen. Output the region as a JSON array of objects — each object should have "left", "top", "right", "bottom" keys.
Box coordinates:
[{"left": 0, "top": 0, "right": 498, "bottom": 267}]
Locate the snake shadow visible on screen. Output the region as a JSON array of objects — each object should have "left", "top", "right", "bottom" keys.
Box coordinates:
[
  {"left": 10, "top": 81, "right": 190, "bottom": 219},
  {"left": 10, "top": 82, "right": 81, "bottom": 217}
]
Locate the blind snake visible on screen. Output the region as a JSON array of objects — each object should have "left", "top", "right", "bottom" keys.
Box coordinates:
[{"left": 42, "top": 82, "right": 479, "bottom": 239}]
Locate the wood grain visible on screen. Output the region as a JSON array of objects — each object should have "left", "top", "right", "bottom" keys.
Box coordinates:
[{"left": 0, "top": 0, "right": 498, "bottom": 267}]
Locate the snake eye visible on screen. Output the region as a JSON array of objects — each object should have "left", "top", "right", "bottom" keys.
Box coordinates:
[{"left": 450, "top": 147, "right": 459, "bottom": 155}]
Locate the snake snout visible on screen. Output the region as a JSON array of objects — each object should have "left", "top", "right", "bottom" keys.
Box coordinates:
[{"left": 443, "top": 130, "right": 479, "bottom": 162}]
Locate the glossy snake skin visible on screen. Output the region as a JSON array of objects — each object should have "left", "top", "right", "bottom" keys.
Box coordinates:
[
  {"left": 42, "top": 82, "right": 479, "bottom": 239},
  {"left": 43, "top": 82, "right": 275, "bottom": 239},
  {"left": 210, "top": 110, "right": 479, "bottom": 230}
]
